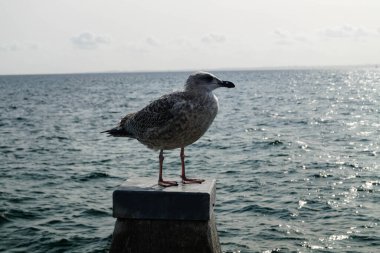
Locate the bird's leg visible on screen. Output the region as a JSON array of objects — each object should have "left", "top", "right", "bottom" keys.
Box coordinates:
[
  {"left": 158, "top": 149, "right": 178, "bottom": 187},
  {"left": 180, "top": 147, "right": 205, "bottom": 184}
]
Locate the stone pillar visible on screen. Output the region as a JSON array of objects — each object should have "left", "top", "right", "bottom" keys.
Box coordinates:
[{"left": 110, "top": 178, "right": 221, "bottom": 253}]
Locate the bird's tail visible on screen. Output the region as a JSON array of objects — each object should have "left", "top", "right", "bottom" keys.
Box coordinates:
[
  {"left": 101, "top": 127, "right": 132, "bottom": 137},
  {"left": 102, "top": 113, "right": 136, "bottom": 137}
]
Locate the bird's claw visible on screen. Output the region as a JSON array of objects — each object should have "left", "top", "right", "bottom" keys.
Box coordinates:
[
  {"left": 181, "top": 177, "right": 205, "bottom": 184},
  {"left": 158, "top": 180, "right": 178, "bottom": 187}
]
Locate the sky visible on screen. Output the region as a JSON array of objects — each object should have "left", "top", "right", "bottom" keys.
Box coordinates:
[{"left": 1, "top": 0, "right": 380, "bottom": 75}]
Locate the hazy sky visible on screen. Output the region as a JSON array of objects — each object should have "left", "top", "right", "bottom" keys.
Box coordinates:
[{"left": 1, "top": 0, "right": 380, "bottom": 75}]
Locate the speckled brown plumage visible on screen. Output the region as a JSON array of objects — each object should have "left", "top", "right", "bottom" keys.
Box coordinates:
[{"left": 119, "top": 91, "right": 218, "bottom": 150}]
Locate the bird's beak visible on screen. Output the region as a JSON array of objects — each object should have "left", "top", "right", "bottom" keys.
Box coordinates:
[{"left": 218, "top": 80, "right": 235, "bottom": 88}]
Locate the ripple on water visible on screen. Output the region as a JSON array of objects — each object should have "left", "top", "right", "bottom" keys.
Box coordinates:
[
  {"left": 70, "top": 172, "right": 114, "bottom": 182},
  {"left": 80, "top": 208, "right": 110, "bottom": 217},
  {"left": 0, "top": 213, "right": 11, "bottom": 225},
  {"left": 3, "top": 208, "right": 42, "bottom": 220}
]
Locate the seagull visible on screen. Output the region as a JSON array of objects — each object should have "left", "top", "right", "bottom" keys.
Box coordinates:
[{"left": 103, "top": 71, "right": 235, "bottom": 187}]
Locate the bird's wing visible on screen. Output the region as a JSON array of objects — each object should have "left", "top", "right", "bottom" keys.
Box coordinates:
[{"left": 126, "top": 92, "right": 192, "bottom": 130}]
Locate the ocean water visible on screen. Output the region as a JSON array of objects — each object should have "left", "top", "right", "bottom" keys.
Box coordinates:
[{"left": 0, "top": 68, "right": 379, "bottom": 253}]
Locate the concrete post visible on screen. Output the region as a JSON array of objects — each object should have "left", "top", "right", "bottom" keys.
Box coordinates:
[{"left": 109, "top": 178, "right": 221, "bottom": 253}]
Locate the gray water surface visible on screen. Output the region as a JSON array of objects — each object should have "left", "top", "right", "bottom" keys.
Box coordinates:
[{"left": 1, "top": 68, "right": 379, "bottom": 252}]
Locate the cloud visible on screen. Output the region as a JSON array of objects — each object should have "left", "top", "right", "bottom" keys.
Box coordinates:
[
  {"left": 273, "top": 29, "right": 290, "bottom": 39},
  {"left": 145, "top": 37, "right": 160, "bottom": 47},
  {"left": 273, "top": 29, "right": 310, "bottom": 46},
  {"left": 273, "top": 25, "right": 380, "bottom": 47},
  {"left": 319, "top": 25, "right": 373, "bottom": 39},
  {"left": 71, "top": 32, "right": 111, "bottom": 49},
  {"left": 201, "top": 33, "right": 226, "bottom": 44},
  {"left": 0, "top": 42, "right": 39, "bottom": 52},
  {"left": 273, "top": 29, "right": 293, "bottom": 45}
]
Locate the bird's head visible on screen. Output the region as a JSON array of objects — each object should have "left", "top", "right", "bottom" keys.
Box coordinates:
[{"left": 184, "top": 71, "right": 235, "bottom": 92}]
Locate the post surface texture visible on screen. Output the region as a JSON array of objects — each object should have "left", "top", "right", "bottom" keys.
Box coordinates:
[{"left": 110, "top": 178, "right": 221, "bottom": 253}]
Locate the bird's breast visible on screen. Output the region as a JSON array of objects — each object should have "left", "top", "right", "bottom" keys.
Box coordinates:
[{"left": 170, "top": 94, "right": 218, "bottom": 147}]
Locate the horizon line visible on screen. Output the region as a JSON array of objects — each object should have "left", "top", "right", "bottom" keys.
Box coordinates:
[{"left": 0, "top": 63, "right": 379, "bottom": 77}]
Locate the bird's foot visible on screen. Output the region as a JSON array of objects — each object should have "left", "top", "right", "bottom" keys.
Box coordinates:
[
  {"left": 158, "top": 180, "right": 178, "bottom": 187},
  {"left": 182, "top": 177, "right": 205, "bottom": 184}
]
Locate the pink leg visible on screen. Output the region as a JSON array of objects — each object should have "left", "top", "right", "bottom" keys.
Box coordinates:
[
  {"left": 158, "top": 149, "right": 178, "bottom": 187},
  {"left": 180, "top": 147, "right": 205, "bottom": 184}
]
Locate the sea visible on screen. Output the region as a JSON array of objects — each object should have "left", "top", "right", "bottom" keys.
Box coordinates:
[{"left": 0, "top": 67, "right": 379, "bottom": 253}]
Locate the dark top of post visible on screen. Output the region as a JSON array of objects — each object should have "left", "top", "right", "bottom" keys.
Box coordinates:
[{"left": 113, "top": 178, "right": 216, "bottom": 221}]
